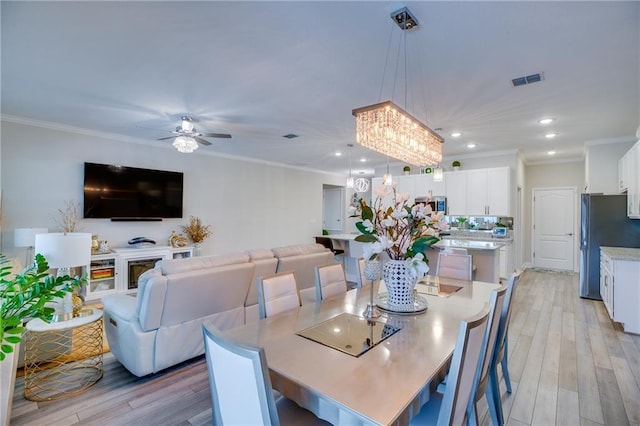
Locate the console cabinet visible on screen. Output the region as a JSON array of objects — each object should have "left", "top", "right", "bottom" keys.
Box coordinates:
[
  {"left": 85, "top": 246, "right": 194, "bottom": 300},
  {"left": 600, "top": 247, "right": 640, "bottom": 334}
]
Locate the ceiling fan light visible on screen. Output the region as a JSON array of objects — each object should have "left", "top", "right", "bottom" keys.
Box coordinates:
[{"left": 173, "top": 136, "right": 198, "bottom": 153}]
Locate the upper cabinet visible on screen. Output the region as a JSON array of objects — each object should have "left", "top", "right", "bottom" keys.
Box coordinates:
[
  {"left": 445, "top": 171, "right": 467, "bottom": 216},
  {"left": 371, "top": 166, "right": 511, "bottom": 217},
  {"left": 414, "top": 173, "right": 446, "bottom": 199},
  {"left": 625, "top": 142, "right": 640, "bottom": 218},
  {"left": 446, "top": 167, "right": 511, "bottom": 216}
]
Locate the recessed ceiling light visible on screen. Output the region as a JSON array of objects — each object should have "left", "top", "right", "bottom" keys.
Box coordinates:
[
  {"left": 547, "top": 150, "right": 556, "bottom": 155},
  {"left": 335, "top": 151, "right": 342, "bottom": 157},
  {"left": 545, "top": 133, "right": 557, "bottom": 139},
  {"left": 538, "top": 118, "right": 555, "bottom": 125},
  {"left": 467, "top": 143, "right": 476, "bottom": 149},
  {"left": 359, "top": 158, "right": 367, "bottom": 162},
  {"left": 451, "top": 132, "right": 462, "bottom": 138}
]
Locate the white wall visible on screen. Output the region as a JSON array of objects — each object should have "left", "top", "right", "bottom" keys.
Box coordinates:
[
  {"left": 0, "top": 120, "right": 345, "bottom": 258},
  {"left": 584, "top": 140, "right": 635, "bottom": 194}
]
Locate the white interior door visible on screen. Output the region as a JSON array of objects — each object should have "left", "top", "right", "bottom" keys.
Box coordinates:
[
  {"left": 322, "top": 187, "right": 343, "bottom": 232},
  {"left": 533, "top": 187, "right": 576, "bottom": 270}
]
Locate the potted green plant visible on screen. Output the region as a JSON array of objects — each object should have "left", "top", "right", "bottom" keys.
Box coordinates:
[
  {"left": 403, "top": 165, "right": 411, "bottom": 175},
  {"left": 1, "top": 253, "right": 84, "bottom": 425},
  {"left": 452, "top": 160, "right": 461, "bottom": 171}
]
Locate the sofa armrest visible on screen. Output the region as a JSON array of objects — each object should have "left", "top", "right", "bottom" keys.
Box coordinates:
[{"left": 102, "top": 294, "right": 137, "bottom": 322}]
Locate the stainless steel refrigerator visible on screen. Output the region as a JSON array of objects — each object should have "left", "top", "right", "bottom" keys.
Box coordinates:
[{"left": 579, "top": 194, "right": 640, "bottom": 299}]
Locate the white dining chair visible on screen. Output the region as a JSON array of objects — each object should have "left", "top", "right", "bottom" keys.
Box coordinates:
[
  {"left": 202, "top": 321, "right": 329, "bottom": 426},
  {"left": 436, "top": 252, "right": 474, "bottom": 280},
  {"left": 257, "top": 271, "right": 301, "bottom": 319},
  {"left": 409, "top": 306, "right": 491, "bottom": 425},
  {"left": 488, "top": 270, "right": 522, "bottom": 425},
  {"left": 314, "top": 263, "right": 348, "bottom": 302},
  {"left": 467, "top": 284, "right": 508, "bottom": 426}
]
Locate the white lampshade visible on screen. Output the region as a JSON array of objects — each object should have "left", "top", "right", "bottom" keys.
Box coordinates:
[
  {"left": 35, "top": 232, "right": 92, "bottom": 268},
  {"left": 14, "top": 228, "right": 48, "bottom": 248}
]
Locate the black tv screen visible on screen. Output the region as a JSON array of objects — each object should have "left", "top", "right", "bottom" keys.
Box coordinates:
[{"left": 83, "top": 162, "right": 183, "bottom": 220}]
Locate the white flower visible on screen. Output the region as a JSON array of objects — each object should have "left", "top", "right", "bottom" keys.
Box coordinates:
[
  {"left": 411, "top": 203, "right": 426, "bottom": 219},
  {"left": 363, "top": 237, "right": 393, "bottom": 260},
  {"left": 405, "top": 253, "right": 429, "bottom": 278},
  {"left": 396, "top": 192, "right": 410, "bottom": 204},
  {"left": 374, "top": 185, "right": 390, "bottom": 199},
  {"left": 362, "top": 219, "right": 375, "bottom": 233},
  {"left": 381, "top": 217, "right": 395, "bottom": 228}
]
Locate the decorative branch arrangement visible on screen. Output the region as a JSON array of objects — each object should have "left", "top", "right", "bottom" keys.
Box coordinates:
[
  {"left": 180, "top": 216, "right": 212, "bottom": 244},
  {"left": 55, "top": 200, "right": 82, "bottom": 233}
]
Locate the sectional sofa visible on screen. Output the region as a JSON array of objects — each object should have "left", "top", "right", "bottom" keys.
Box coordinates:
[{"left": 102, "top": 243, "right": 336, "bottom": 377}]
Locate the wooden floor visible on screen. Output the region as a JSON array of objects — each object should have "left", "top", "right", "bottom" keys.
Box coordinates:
[{"left": 10, "top": 269, "right": 640, "bottom": 425}]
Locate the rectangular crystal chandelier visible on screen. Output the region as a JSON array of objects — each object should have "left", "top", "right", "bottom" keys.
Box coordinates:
[{"left": 352, "top": 100, "right": 444, "bottom": 167}]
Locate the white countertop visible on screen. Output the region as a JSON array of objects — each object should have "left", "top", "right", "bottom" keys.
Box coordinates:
[
  {"left": 601, "top": 246, "right": 640, "bottom": 261},
  {"left": 323, "top": 233, "right": 357, "bottom": 241},
  {"left": 443, "top": 230, "right": 513, "bottom": 242},
  {"left": 435, "top": 239, "right": 505, "bottom": 250}
]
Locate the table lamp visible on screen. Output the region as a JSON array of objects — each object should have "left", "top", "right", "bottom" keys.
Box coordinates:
[
  {"left": 35, "top": 232, "right": 92, "bottom": 321},
  {"left": 14, "top": 227, "right": 48, "bottom": 266}
]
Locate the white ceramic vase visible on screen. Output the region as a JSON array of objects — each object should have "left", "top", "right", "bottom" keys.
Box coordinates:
[{"left": 383, "top": 260, "right": 417, "bottom": 308}]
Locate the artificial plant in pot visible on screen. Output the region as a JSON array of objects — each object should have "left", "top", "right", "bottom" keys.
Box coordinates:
[
  {"left": 1, "top": 253, "right": 85, "bottom": 359},
  {"left": 1, "top": 253, "right": 84, "bottom": 425}
]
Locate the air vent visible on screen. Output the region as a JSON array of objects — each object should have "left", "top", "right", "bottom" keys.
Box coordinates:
[
  {"left": 282, "top": 134, "right": 299, "bottom": 139},
  {"left": 511, "top": 72, "right": 544, "bottom": 87}
]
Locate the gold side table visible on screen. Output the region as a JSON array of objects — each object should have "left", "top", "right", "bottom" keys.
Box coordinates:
[{"left": 24, "top": 309, "right": 104, "bottom": 401}]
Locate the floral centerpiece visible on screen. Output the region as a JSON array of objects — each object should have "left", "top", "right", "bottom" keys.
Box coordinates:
[{"left": 355, "top": 184, "right": 449, "bottom": 307}]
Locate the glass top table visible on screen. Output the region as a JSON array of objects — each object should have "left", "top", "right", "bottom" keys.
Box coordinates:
[{"left": 296, "top": 313, "right": 401, "bottom": 357}]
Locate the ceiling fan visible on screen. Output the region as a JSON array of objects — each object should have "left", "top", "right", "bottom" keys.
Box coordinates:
[{"left": 158, "top": 116, "right": 231, "bottom": 153}]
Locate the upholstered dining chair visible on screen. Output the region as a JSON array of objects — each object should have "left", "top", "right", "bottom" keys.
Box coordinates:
[
  {"left": 488, "top": 270, "right": 522, "bottom": 425},
  {"left": 257, "top": 271, "right": 301, "bottom": 319},
  {"left": 409, "top": 306, "right": 491, "bottom": 425},
  {"left": 436, "top": 252, "right": 474, "bottom": 280},
  {"left": 467, "top": 284, "right": 508, "bottom": 426},
  {"left": 202, "top": 321, "right": 329, "bottom": 426},
  {"left": 314, "top": 263, "right": 348, "bottom": 302},
  {"left": 314, "top": 236, "right": 345, "bottom": 256}
]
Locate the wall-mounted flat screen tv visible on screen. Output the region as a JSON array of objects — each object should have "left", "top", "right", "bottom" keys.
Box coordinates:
[{"left": 83, "top": 162, "right": 183, "bottom": 220}]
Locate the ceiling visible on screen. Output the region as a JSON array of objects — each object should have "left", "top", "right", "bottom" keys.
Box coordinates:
[{"left": 2, "top": 1, "right": 639, "bottom": 176}]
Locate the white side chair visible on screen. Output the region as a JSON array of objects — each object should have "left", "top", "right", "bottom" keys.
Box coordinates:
[
  {"left": 257, "top": 271, "right": 301, "bottom": 319},
  {"left": 202, "top": 321, "right": 329, "bottom": 425},
  {"left": 314, "top": 263, "right": 348, "bottom": 302},
  {"left": 488, "top": 270, "right": 522, "bottom": 425},
  {"left": 410, "top": 306, "right": 491, "bottom": 425},
  {"left": 467, "top": 284, "right": 508, "bottom": 426},
  {"left": 436, "top": 252, "right": 473, "bottom": 280}
]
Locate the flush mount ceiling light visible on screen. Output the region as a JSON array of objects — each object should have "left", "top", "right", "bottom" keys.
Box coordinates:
[
  {"left": 545, "top": 133, "right": 558, "bottom": 139},
  {"left": 352, "top": 7, "right": 444, "bottom": 167},
  {"left": 450, "top": 132, "right": 462, "bottom": 138},
  {"left": 538, "top": 117, "right": 555, "bottom": 125},
  {"left": 173, "top": 136, "right": 199, "bottom": 153},
  {"left": 467, "top": 143, "right": 476, "bottom": 149},
  {"left": 547, "top": 150, "right": 556, "bottom": 155}
]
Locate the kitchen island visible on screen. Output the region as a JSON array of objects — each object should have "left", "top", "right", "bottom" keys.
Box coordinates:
[{"left": 426, "top": 239, "right": 505, "bottom": 283}]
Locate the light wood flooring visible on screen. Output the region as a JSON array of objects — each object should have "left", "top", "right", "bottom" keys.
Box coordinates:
[{"left": 10, "top": 269, "right": 640, "bottom": 425}]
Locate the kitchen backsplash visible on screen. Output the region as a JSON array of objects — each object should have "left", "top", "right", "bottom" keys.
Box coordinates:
[{"left": 445, "top": 216, "right": 514, "bottom": 230}]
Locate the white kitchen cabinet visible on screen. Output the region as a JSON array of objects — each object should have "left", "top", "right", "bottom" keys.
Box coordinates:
[
  {"left": 630, "top": 142, "right": 640, "bottom": 218},
  {"left": 486, "top": 167, "right": 511, "bottom": 216},
  {"left": 445, "top": 171, "right": 467, "bottom": 216},
  {"left": 599, "top": 247, "right": 640, "bottom": 334},
  {"left": 466, "top": 169, "right": 489, "bottom": 215},
  {"left": 619, "top": 149, "right": 630, "bottom": 193},
  {"left": 498, "top": 240, "right": 514, "bottom": 280},
  {"left": 447, "top": 167, "right": 510, "bottom": 216},
  {"left": 371, "top": 177, "right": 394, "bottom": 208},
  {"left": 414, "top": 173, "right": 446, "bottom": 199},
  {"left": 395, "top": 175, "right": 416, "bottom": 202}
]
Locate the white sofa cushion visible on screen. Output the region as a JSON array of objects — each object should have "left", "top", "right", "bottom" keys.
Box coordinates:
[
  {"left": 271, "top": 244, "right": 328, "bottom": 258},
  {"left": 158, "top": 252, "right": 250, "bottom": 275}
]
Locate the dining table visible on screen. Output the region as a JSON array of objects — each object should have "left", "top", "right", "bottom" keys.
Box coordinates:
[{"left": 224, "top": 276, "right": 501, "bottom": 425}]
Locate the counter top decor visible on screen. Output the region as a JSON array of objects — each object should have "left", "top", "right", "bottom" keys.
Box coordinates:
[{"left": 355, "top": 184, "right": 449, "bottom": 309}]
